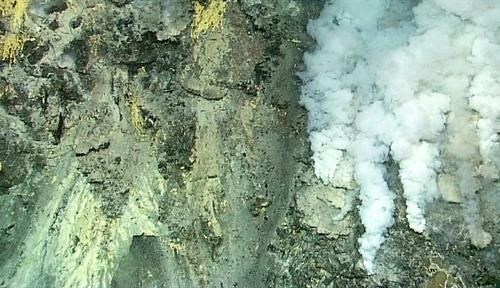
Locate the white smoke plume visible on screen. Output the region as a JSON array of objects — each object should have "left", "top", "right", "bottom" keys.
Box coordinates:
[{"left": 301, "top": 0, "right": 498, "bottom": 273}]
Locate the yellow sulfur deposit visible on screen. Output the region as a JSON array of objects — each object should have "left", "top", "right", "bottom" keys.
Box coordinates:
[
  {"left": 0, "top": 0, "right": 29, "bottom": 62},
  {"left": 0, "top": 0, "right": 29, "bottom": 29},
  {"left": 1, "top": 33, "right": 24, "bottom": 61},
  {"left": 191, "top": 0, "right": 227, "bottom": 40},
  {"left": 130, "top": 94, "right": 144, "bottom": 131}
]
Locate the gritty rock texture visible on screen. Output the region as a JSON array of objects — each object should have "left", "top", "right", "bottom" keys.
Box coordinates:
[{"left": 0, "top": 1, "right": 498, "bottom": 288}]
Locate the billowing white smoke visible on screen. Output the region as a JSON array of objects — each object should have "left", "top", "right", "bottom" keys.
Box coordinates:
[{"left": 301, "top": 0, "right": 498, "bottom": 274}]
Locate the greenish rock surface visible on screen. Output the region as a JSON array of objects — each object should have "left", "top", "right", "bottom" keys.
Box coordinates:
[{"left": 0, "top": 1, "right": 498, "bottom": 287}]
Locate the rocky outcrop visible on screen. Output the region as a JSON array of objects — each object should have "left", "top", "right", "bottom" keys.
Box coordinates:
[{"left": 0, "top": 1, "right": 498, "bottom": 287}]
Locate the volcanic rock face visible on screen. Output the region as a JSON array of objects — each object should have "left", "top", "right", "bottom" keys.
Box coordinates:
[{"left": 0, "top": 1, "right": 498, "bottom": 288}]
